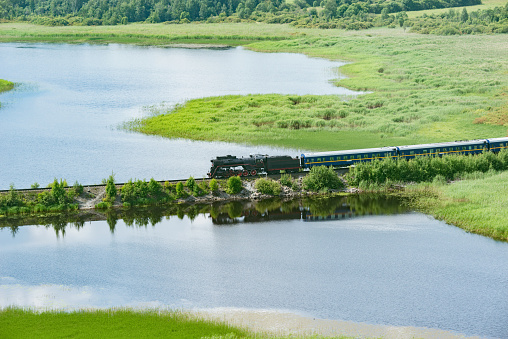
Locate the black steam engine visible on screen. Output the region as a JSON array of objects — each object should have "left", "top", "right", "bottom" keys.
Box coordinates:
[{"left": 208, "top": 154, "right": 301, "bottom": 178}]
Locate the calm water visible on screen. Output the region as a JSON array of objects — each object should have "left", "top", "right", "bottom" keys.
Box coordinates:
[
  {"left": 2, "top": 43, "right": 508, "bottom": 338},
  {"left": 1, "top": 196, "right": 508, "bottom": 338},
  {"left": 0, "top": 43, "right": 357, "bottom": 190}
]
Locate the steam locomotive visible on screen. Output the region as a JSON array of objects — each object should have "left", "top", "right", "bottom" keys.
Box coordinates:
[{"left": 207, "top": 137, "right": 508, "bottom": 178}]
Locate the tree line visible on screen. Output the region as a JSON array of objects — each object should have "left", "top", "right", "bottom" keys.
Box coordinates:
[{"left": 0, "top": 0, "right": 483, "bottom": 25}]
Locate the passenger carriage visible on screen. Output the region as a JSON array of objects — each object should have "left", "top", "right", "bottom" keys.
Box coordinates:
[
  {"left": 396, "top": 140, "right": 487, "bottom": 160},
  {"left": 301, "top": 147, "right": 398, "bottom": 169}
]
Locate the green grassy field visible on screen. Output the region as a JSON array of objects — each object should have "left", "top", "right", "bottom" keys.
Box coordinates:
[
  {"left": 0, "top": 22, "right": 317, "bottom": 45},
  {"left": 0, "top": 308, "right": 249, "bottom": 339},
  {"left": 0, "top": 308, "right": 351, "bottom": 339},
  {"left": 132, "top": 28, "right": 507, "bottom": 151},
  {"left": 406, "top": 171, "right": 508, "bottom": 241},
  {"left": 405, "top": 0, "right": 508, "bottom": 18}
]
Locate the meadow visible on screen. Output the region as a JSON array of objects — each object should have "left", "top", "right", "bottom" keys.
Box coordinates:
[
  {"left": 130, "top": 28, "right": 507, "bottom": 151},
  {"left": 0, "top": 308, "right": 350, "bottom": 339},
  {"left": 405, "top": 170, "right": 508, "bottom": 241}
]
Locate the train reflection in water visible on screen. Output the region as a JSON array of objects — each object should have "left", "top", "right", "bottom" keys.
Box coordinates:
[
  {"left": 210, "top": 195, "right": 407, "bottom": 225},
  {"left": 1, "top": 195, "right": 408, "bottom": 237}
]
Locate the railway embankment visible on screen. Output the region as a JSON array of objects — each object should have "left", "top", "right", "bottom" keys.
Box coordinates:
[
  {"left": 0, "top": 167, "right": 348, "bottom": 217},
  {"left": 3, "top": 152, "right": 508, "bottom": 242}
]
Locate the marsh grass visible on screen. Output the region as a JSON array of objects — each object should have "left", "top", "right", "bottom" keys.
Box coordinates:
[
  {"left": 0, "top": 79, "right": 14, "bottom": 92},
  {"left": 0, "top": 307, "right": 356, "bottom": 339},
  {"left": 405, "top": 170, "right": 508, "bottom": 241},
  {"left": 0, "top": 22, "right": 302, "bottom": 45},
  {"left": 0, "top": 308, "right": 250, "bottom": 339},
  {"left": 125, "top": 29, "right": 507, "bottom": 150}
]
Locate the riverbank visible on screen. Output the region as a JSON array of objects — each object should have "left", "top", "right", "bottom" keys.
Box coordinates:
[
  {"left": 0, "top": 307, "right": 481, "bottom": 339},
  {"left": 403, "top": 170, "right": 508, "bottom": 242}
]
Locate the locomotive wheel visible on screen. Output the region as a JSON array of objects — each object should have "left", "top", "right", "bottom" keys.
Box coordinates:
[
  {"left": 250, "top": 170, "right": 257, "bottom": 176},
  {"left": 243, "top": 170, "right": 249, "bottom": 176}
]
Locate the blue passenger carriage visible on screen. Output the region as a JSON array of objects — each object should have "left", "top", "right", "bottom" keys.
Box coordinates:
[
  {"left": 396, "top": 140, "right": 487, "bottom": 160},
  {"left": 301, "top": 147, "right": 398, "bottom": 169},
  {"left": 486, "top": 137, "right": 508, "bottom": 153}
]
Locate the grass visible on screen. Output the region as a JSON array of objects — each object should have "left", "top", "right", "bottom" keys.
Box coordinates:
[
  {"left": 0, "top": 308, "right": 249, "bottom": 339},
  {"left": 0, "top": 308, "right": 353, "bottom": 339},
  {"left": 406, "top": 170, "right": 508, "bottom": 241},
  {"left": 0, "top": 22, "right": 314, "bottom": 45},
  {"left": 0, "top": 79, "right": 13, "bottom": 92},
  {"left": 405, "top": 0, "right": 508, "bottom": 18},
  {"left": 130, "top": 28, "right": 507, "bottom": 151}
]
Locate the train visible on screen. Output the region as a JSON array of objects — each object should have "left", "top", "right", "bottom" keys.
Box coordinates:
[{"left": 207, "top": 137, "right": 508, "bottom": 178}]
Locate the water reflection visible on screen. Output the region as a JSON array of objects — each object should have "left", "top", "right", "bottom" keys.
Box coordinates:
[{"left": 0, "top": 195, "right": 408, "bottom": 237}]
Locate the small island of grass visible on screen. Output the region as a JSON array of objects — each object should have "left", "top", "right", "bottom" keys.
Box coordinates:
[{"left": 0, "top": 79, "right": 14, "bottom": 93}]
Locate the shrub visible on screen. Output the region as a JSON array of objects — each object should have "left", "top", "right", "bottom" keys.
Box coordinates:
[
  {"left": 226, "top": 176, "right": 242, "bottom": 194},
  {"left": 209, "top": 178, "right": 219, "bottom": 193},
  {"left": 148, "top": 178, "right": 163, "bottom": 197},
  {"left": 279, "top": 174, "right": 294, "bottom": 187},
  {"left": 175, "top": 182, "right": 185, "bottom": 198},
  {"left": 95, "top": 201, "right": 111, "bottom": 210},
  {"left": 185, "top": 176, "right": 196, "bottom": 191},
  {"left": 105, "top": 175, "right": 117, "bottom": 202},
  {"left": 303, "top": 166, "right": 344, "bottom": 191},
  {"left": 31, "top": 182, "right": 40, "bottom": 189},
  {"left": 73, "top": 181, "right": 83, "bottom": 195},
  {"left": 255, "top": 178, "right": 281, "bottom": 196}
]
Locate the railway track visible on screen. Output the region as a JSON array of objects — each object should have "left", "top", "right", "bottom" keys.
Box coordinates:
[{"left": 0, "top": 168, "right": 349, "bottom": 194}]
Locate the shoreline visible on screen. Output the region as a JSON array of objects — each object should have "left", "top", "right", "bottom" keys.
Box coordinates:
[{"left": 190, "top": 308, "right": 483, "bottom": 339}]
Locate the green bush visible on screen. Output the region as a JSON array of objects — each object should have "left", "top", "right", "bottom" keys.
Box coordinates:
[
  {"left": 303, "top": 166, "right": 344, "bottom": 191},
  {"left": 255, "top": 178, "right": 281, "bottom": 196},
  {"left": 209, "top": 178, "right": 219, "bottom": 193},
  {"left": 346, "top": 150, "right": 508, "bottom": 186},
  {"left": 105, "top": 175, "right": 117, "bottom": 202},
  {"left": 279, "top": 174, "right": 294, "bottom": 187},
  {"left": 95, "top": 201, "right": 111, "bottom": 210},
  {"left": 73, "top": 181, "right": 84, "bottom": 195},
  {"left": 226, "top": 176, "right": 242, "bottom": 195},
  {"left": 185, "top": 177, "right": 196, "bottom": 191},
  {"left": 148, "top": 178, "right": 163, "bottom": 197},
  {"left": 175, "top": 182, "right": 185, "bottom": 198}
]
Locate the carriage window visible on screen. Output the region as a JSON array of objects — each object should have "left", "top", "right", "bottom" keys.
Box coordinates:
[
  {"left": 317, "top": 158, "right": 321, "bottom": 162},
  {"left": 410, "top": 151, "right": 415, "bottom": 155},
  {"left": 423, "top": 150, "right": 427, "bottom": 154}
]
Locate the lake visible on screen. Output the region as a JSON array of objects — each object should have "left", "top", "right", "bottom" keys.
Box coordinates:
[
  {"left": 1, "top": 196, "right": 507, "bottom": 338},
  {"left": 0, "top": 42, "right": 356, "bottom": 189},
  {"left": 1, "top": 43, "right": 507, "bottom": 338}
]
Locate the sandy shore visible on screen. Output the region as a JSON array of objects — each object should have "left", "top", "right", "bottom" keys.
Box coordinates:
[{"left": 189, "top": 308, "right": 484, "bottom": 339}]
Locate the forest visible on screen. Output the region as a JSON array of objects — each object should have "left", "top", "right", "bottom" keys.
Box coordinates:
[{"left": 0, "top": 0, "right": 487, "bottom": 25}]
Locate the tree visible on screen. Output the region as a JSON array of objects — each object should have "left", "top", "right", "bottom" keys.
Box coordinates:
[
  {"left": 105, "top": 174, "right": 117, "bottom": 202},
  {"left": 322, "top": 0, "right": 336, "bottom": 19},
  {"left": 461, "top": 7, "right": 469, "bottom": 22}
]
